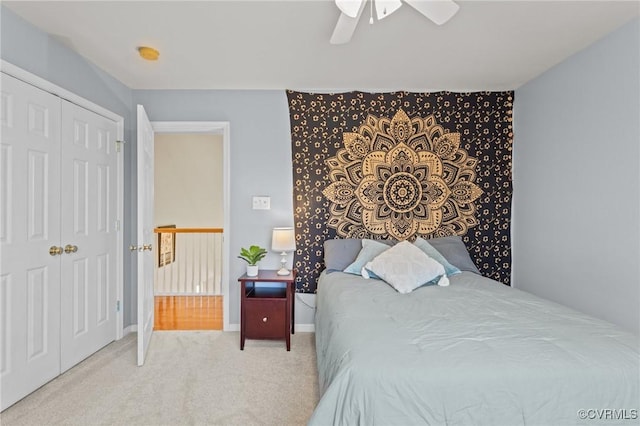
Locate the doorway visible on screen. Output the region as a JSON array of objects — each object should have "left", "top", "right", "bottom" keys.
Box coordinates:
[
  {"left": 151, "top": 121, "right": 231, "bottom": 332},
  {"left": 153, "top": 133, "right": 223, "bottom": 330}
]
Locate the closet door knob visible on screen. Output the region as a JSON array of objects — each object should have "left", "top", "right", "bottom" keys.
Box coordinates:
[
  {"left": 64, "top": 244, "right": 78, "bottom": 254},
  {"left": 49, "top": 246, "right": 63, "bottom": 256}
]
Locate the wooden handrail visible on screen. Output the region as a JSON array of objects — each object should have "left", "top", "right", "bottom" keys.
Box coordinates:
[{"left": 153, "top": 227, "right": 223, "bottom": 234}]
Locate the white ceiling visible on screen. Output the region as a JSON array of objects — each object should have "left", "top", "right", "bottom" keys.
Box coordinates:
[{"left": 4, "top": 1, "right": 638, "bottom": 91}]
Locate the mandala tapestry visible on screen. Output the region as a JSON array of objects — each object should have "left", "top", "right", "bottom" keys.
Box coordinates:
[{"left": 287, "top": 91, "right": 513, "bottom": 293}]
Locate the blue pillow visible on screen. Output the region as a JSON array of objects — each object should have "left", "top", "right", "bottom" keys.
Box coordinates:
[
  {"left": 343, "top": 239, "right": 391, "bottom": 276},
  {"left": 413, "top": 237, "right": 461, "bottom": 277},
  {"left": 361, "top": 266, "right": 381, "bottom": 280}
]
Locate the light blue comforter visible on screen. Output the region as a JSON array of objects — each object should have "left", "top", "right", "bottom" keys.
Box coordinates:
[{"left": 310, "top": 271, "right": 639, "bottom": 425}]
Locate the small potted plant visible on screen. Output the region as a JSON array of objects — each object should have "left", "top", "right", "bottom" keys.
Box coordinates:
[{"left": 238, "top": 245, "right": 268, "bottom": 276}]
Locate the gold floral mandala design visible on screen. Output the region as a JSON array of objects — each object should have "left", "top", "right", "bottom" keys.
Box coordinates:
[{"left": 322, "top": 109, "right": 483, "bottom": 240}]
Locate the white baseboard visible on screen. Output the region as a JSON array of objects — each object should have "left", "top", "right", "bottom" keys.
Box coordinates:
[
  {"left": 226, "top": 323, "right": 240, "bottom": 332},
  {"left": 124, "top": 325, "right": 137, "bottom": 335},
  {"left": 226, "top": 323, "right": 314, "bottom": 332},
  {"left": 295, "top": 324, "right": 315, "bottom": 333}
]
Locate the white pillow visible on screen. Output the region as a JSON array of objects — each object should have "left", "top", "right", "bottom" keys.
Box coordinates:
[{"left": 365, "top": 241, "right": 449, "bottom": 293}]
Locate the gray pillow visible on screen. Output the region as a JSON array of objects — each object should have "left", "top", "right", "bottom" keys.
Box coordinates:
[
  {"left": 428, "top": 235, "right": 480, "bottom": 275},
  {"left": 413, "top": 237, "right": 461, "bottom": 276},
  {"left": 323, "top": 239, "right": 363, "bottom": 271},
  {"left": 323, "top": 238, "right": 394, "bottom": 272}
]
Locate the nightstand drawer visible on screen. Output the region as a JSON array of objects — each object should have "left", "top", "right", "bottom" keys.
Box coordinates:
[{"left": 245, "top": 299, "right": 286, "bottom": 339}]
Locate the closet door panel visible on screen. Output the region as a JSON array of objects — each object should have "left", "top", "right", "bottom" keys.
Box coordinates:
[
  {"left": 60, "top": 100, "right": 117, "bottom": 373},
  {"left": 0, "top": 73, "right": 62, "bottom": 411}
]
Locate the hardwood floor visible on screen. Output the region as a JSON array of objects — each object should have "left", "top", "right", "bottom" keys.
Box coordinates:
[{"left": 154, "top": 295, "right": 223, "bottom": 330}]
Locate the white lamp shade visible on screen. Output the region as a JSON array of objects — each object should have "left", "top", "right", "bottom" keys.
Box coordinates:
[{"left": 272, "top": 227, "right": 296, "bottom": 252}]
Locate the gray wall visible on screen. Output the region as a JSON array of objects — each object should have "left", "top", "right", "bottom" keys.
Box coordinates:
[
  {"left": 513, "top": 18, "right": 640, "bottom": 334},
  {"left": 1, "top": 6, "right": 138, "bottom": 327}
]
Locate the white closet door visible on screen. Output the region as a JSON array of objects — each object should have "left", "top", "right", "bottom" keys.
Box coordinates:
[
  {"left": 60, "top": 100, "right": 117, "bottom": 372},
  {"left": 0, "top": 73, "right": 62, "bottom": 410}
]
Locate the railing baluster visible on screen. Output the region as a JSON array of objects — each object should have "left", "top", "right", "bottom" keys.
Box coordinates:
[
  {"left": 205, "top": 234, "right": 210, "bottom": 294},
  {"left": 214, "top": 234, "right": 218, "bottom": 293},
  {"left": 198, "top": 233, "right": 203, "bottom": 294},
  {"left": 153, "top": 228, "right": 224, "bottom": 296}
]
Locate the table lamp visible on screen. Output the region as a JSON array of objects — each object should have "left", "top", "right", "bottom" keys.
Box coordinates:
[{"left": 272, "top": 227, "right": 296, "bottom": 275}]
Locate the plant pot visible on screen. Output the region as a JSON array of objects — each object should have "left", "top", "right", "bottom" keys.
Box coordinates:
[{"left": 246, "top": 265, "right": 259, "bottom": 277}]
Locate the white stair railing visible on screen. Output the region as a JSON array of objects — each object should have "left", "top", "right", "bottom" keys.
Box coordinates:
[{"left": 153, "top": 228, "right": 223, "bottom": 295}]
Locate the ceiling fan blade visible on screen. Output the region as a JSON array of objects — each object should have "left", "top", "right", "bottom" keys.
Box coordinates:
[
  {"left": 404, "top": 0, "right": 459, "bottom": 25},
  {"left": 335, "top": 0, "right": 365, "bottom": 18},
  {"left": 376, "top": 0, "right": 402, "bottom": 20},
  {"left": 330, "top": 1, "right": 367, "bottom": 44},
  {"left": 330, "top": 13, "right": 360, "bottom": 44}
]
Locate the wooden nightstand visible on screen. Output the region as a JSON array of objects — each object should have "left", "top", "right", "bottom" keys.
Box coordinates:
[{"left": 238, "top": 270, "right": 296, "bottom": 351}]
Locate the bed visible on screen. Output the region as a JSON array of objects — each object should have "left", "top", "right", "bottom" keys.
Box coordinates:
[{"left": 309, "top": 238, "right": 639, "bottom": 425}]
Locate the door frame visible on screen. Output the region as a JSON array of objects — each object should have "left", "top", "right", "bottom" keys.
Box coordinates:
[
  {"left": 1, "top": 60, "right": 126, "bottom": 340},
  {"left": 151, "top": 121, "right": 231, "bottom": 331}
]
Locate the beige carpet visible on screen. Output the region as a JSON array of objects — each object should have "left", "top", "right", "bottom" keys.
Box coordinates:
[{"left": 1, "top": 331, "right": 319, "bottom": 425}]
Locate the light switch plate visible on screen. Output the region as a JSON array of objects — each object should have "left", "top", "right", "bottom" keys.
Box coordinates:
[{"left": 252, "top": 196, "right": 271, "bottom": 210}]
